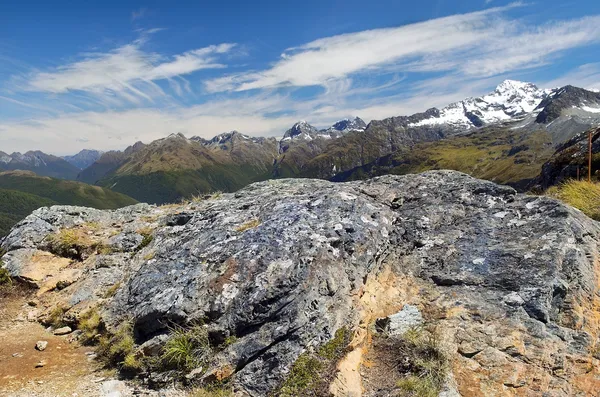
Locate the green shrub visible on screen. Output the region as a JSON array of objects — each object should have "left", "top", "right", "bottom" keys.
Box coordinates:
[
  {"left": 546, "top": 180, "right": 600, "bottom": 220},
  {"left": 190, "top": 384, "right": 234, "bottom": 397}
]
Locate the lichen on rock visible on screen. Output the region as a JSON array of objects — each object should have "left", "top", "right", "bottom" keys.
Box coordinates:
[{"left": 2, "top": 170, "right": 600, "bottom": 396}]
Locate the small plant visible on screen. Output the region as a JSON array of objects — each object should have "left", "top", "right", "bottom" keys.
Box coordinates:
[
  {"left": 222, "top": 335, "right": 238, "bottom": 348},
  {"left": 160, "top": 324, "right": 212, "bottom": 372},
  {"left": 190, "top": 384, "right": 234, "bottom": 397},
  {"left": 47, "top": 306, "right": 67, "bottom": 327},
  {"left": 392, "top": 326, "right": 448, "bottom": 397},
  {"left": 277, "top": 327, "right": 351, "bottom": 397},
  {"left": 0, "top": 266, "right": 12, "bottom": 286},
  {"left": 78, "top": 307, "right": 104, "bottom": 344},
  {"left": 235, "top": 218, "right": 261, "bottom": 233},
  {"left": 143, "top": 251, "right": 155, "bottom": 261},
  {"left": 97, "top": 320, "right": 136, "bottom": 368},
  {"left": 104, "top": 282, "right": 122, "bottom": 298},
  {"left": 47, "top": 228, "right": 97, "bottom": 260},
  {"left": 134, "top": 227, "right": 154, "bottom": 252}
]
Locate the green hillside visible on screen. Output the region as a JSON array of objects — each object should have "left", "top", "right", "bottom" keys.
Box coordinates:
[
  {"left": 0, "top": 189, "right": 58, "bottom": 236},
  {"left": 0, "top": 171, "right": 138, "bottom": 237}
]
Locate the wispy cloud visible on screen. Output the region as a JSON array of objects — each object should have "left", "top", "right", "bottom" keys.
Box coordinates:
[
  {"left": 205, "top": 4, "right": 600, "bottom": 93},
  {"left": 16, "top": 36, "right": 236, "bottom": 105},
  {"left": 542, "top": 63, "right": 600, "bottom": 91}
]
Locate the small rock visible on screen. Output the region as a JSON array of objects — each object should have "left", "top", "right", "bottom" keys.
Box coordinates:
[
  {"left": 35, "top": 360, "right": 47, "bottom": 368},
  {"left": 503, "top": 292, "right": 524, "bottom": 307},
  {"left": 27, "top": 310, "right": 39, "bottom": 322},
  {"left": 53, "top": 326, "right": 73, "bottom": 335},
  {"left": 35, "top": 341, "right": 48, "bottom": 351},
  {"left": 376, "top": 304, "right": 423, "bottom": 336},
  {"left": 12, "top": 352, "right": 23, "bottom": 357}
]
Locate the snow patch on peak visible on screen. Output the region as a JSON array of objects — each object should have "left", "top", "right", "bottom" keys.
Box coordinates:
[{"left": 410, "top": 80, "right": 549, "bottom": 129}]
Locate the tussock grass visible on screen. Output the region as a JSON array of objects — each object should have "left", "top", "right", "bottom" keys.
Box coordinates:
[
  {"left": 78, "top": 307, "right": 104, "bottom": 344},
  {"left": 546, "top": 180, "right": 600, "bottom": 220},
  {"left": 97, "top": 320, "right": 138, "bottom": 371},
  {"left": 160, "top": 324, "right": 212, "bottom": 372},
  {"left": 392, "top": 327, "right": 448, "bottom": 397},
  {"left": 0, "top": 266, "right": 12, "bottom": 286}
]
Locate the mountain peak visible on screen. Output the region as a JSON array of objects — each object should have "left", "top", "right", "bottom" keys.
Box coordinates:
[{"left": 495, "top": 79, "right": 538, "bottom": 94}]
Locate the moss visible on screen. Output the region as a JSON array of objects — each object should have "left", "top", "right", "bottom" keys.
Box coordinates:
[
  {"left": 276, "top": 326, "right": 351, "bottom": 397},
  {"left": 546, "top": 180, "right": 600, "bottom": 220},
  {"left": 104, "top": 282, "right": 121, "bottom": 298}
]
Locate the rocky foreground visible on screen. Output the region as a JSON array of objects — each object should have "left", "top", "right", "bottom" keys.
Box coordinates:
[{"left": 2, "top": 170, "right": 600, "bottom": 396}]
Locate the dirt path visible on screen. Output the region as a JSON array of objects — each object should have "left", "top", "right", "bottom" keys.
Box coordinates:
[
  {"left": 0, "top": 285, "right": 111, "bottom": 396},
  {"left": 0, "top": 284, "right": 190, "bottom": 397}
]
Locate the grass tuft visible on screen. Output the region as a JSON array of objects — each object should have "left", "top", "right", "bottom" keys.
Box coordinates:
[
  {"left": 277, "top": 327, "right": 351, "bottom": 397},
  {"left": 160, "top": 324, "right": 212, "bottom": 372},
  {"left": 235, "top": 218, "right": 261, "bottom": 233},
  {"left": 97, "top": 320, "right": 136, "bottom": 369},
  {"left": 392, "top": 326, "right": 447, "bottom": 397},
  {"left": 546, "top": 179, "right": 600, "bottom": 220},
  {"left": 78, "top": 307, "right": 104, "bottom": 344},
  {"left": 0, "top": 266, "right": 12, "bottom": 286}
]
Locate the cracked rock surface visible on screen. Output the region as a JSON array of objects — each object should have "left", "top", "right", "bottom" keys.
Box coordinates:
[{"left": 2, "top": 170, "right": 600, "bottom": 396}]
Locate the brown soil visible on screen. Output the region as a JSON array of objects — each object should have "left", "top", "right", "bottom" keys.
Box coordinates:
[{"left": 0, "top": 283, "right": 105, "bottom": 397}]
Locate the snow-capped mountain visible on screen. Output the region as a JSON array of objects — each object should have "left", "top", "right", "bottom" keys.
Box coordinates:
[
  {"left": 410, "top": 80, "right": 551, "bottom": 129},
  {"left": 322, "top": 117, "right": 367, "bottom": 137},
  {"left": 0, "top": 150, "right": 80, "bottom": 179}
]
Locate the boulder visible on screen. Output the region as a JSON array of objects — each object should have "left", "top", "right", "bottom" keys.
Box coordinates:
[{"left": 3, "top": 171, "right": 600, "bottom": 396}]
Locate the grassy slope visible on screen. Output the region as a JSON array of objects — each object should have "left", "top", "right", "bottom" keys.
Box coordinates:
[
  {"left": 334, "top": 128, "right": 554, "bottom": 190},
  {"left": 546, "top": 180, "right": 600, "bottom": 220},
  {"left": 0, "top": 172, "right": 138, "bottom": 209},
  {"left": 0, "top": 172, "right": 138, "bottom": 237},
  {"left": 0, "top": 189, "right": 58, "bottom": 236},
  {"left": 99, "top": 165, "right": 272, "bottom": 204}
]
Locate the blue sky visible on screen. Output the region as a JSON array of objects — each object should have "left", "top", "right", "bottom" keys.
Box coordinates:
[{"left": 1, "top": 0, "right": 600, "bottom": 154}]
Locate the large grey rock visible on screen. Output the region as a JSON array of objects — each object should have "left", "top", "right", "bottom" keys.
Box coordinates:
[{"left": 2, "top": 170, "right": 600, "bottom": 396}]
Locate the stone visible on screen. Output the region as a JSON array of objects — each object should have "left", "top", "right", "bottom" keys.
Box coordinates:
[
  {"left": 35, "top": 360, "right": 46, "bottom": 368},
  {"left": 3, "top": 171, "right": 600, "bottom": 396},
  {"left": 35, "top": 341, "right": 48, "bottom": 351},
  {"left": 53, "top": 326, "right": 72, "bottom": 335},
  {"left": 377, "top": 304, "right": 423, "bottom": 336}
]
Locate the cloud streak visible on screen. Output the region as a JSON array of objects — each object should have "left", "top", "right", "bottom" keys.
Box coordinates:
[
  {"left": 205, "top": 4, "right": 600, "bottom": 92},
  {"left": 19, "top": 38, "right": 236, "bottom": 105}
]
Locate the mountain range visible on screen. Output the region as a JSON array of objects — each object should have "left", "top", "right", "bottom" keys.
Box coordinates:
[{"left": 4, "top": 80, "right": 600, "bottom": 205}]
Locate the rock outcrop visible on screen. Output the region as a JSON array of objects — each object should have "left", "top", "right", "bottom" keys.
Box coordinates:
[{"left": 2, "top": 170, "right": 600, "bottom": 396}]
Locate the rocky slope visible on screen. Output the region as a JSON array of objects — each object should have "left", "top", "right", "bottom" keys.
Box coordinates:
[
  {"left": 2, "top": 171, "right": 600, "bottom": 396},
  {"left": 62, "top": 149, "right": 104, "bottom": 170},
  {"left": 536, "top": 126, "right": 600, "bottom": 188}
]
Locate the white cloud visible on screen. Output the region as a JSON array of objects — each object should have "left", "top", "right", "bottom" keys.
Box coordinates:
[
  {"left": 20, "top": 39, "right": 236, "bottom": 105},
  {"left": 542, "top": 63, "right": 600, "bottom": 91},
  {"left": 205, "top": 5, "right": 600, "bottom": 93}
]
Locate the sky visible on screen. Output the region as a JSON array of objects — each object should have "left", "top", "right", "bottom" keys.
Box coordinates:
[{"left": 1, "top": 0, "right": 600, "bottom": 155}]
